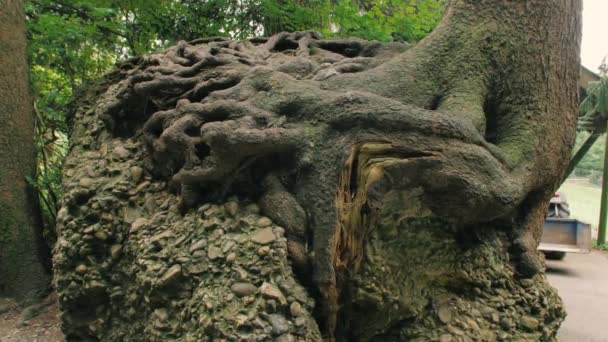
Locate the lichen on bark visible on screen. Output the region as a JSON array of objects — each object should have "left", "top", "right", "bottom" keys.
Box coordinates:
[{"left": 55, "top": 0, "right": 581, "bottom": 340}]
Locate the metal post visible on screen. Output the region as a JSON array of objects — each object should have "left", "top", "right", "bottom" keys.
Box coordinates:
[
  {"left": 598, "top": 122, "right": 608, "bottom": 245},
  {"left": 564, "top": 131, "right": 600, "bottom": 181}
]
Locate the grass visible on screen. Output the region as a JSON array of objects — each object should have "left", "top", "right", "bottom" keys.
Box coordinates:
[
  {"left": 558, "top": 180, "right": 602, "bottom": 228},
  {"left": 593, "top": 240, "right": 608, "bottom": 251}
]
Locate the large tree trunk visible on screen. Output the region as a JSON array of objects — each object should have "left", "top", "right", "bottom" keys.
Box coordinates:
[
  {"left": 0, "top": 0, "right": 51, "bottom": 301},
  {"left": 55, "top": 0, "right": 580, "bottom": 340}
]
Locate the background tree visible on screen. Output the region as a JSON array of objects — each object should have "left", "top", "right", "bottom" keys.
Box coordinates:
[{"left": 0, "top": 0, "right": 51, "bottom": 302}]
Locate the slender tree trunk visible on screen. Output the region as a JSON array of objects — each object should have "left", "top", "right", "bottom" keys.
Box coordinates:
[
  {"left": 0, "top": 0, "right": 51, "bottom": 301},
  {"left": 598, "top": 123, "right": 608, "bottom": 244}
]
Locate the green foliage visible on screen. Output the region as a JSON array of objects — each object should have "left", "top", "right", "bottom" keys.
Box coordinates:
[
  {"left": 579, "top": 61, "right": 608, "bottom": 133},
  {"left": 261, "top": 0, "right": 330, "bottom": 36},
  {"left": 328, "top": 0, "right": 444, "bottom": 42},
  {"left": 573, "top": 62, "right": 608, "bottom": 178},
  {"left": 258, "top": 0, "right": 445, "bottom": 41},
  {"left": 593, "top": 239, "right": 608, "bottom": 251}
]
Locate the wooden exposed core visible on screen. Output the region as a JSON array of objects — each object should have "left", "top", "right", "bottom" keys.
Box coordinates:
[
  {"left": 334, "top": 142, "right": 436, "bottom": 271},
  {"left": 335, "top": 142, "right": 389, "bottom": 272},
  {"left": 325, "top": 142, "right": 438, "bottom": 338}
]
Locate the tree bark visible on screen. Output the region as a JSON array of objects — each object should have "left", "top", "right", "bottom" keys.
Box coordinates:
[
  {"left": 0, "top": 0, "right": 51, "bottom": 301},
  {"left": 55, "top": 0, "right": 581, "bottom": 340}
]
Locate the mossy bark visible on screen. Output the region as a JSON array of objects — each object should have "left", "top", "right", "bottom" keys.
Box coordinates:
[
  {"left": 56, "top": 0, "right": 580, "bottom": 340},
  {"left": 0, "top": 0, "right": 51, "bottom": 302}
]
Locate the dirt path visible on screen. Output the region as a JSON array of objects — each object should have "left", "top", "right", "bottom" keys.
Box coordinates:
[
  {"left": 547, "top": 250, "right": 608, "bottom": 342},
  {"left": 0, "top": 294, "right": 64, "bottom": 342}
]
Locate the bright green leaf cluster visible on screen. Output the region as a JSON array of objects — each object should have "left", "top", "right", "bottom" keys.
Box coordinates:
[{"left": 327, "top": 0, "right": 444, "bottom": 42}]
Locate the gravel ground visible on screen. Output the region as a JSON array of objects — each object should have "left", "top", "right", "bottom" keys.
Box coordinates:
[
  {"left": 547, "top": 250, "right": 608, "bottom": 342},
  {"left": 0, "top": 293, "right": 64, "bottom": 342}
]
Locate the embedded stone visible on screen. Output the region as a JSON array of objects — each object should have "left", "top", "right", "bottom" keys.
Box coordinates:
[
  {"left": 75, "top": 264, "right": 88, "bottom": 274},
  {"left": 79, "top": 177, "right": 95, "bottom": 188},
  {"left": 187, "top": 264, "right": 207, "bottom": 275},
  {"left": 222, "top": 240, "right": 235, "bottom": 253},
  {"left": 520, "top": 279, "right": 534, "bottom": 288},
  {"left": 197, "top": 203, "right": 211, "bottom": 214},
  {"left": 256, "top": 217, "right": 272, "bottom": 228},
  {"left": 294, "top": 316, "right": 307, "bottom": 327},
  {"left": 251, "top": 228, "right": 276, "bottom": 245},
  {"left": 260, "top": 282, "right": 286, "bottom": 305},
  {"left": 56, "top": 206, "right": 68, "bottom": 222},
  {"left": 149, "top": 230, "right": 173, "bottom": 245},
  {"left": 276, "top": 334, "right": 295, "bottom": 342},
  {"left": 130, "top": 218, "right": 148, "bottom": 233},
  {"left": 500, "top": 317, "right": 513, "bottom": 330},
  {"left": 268, "top": 314, "right": 290, "bottom": 336},
  {"left": 257, "top": 246, "right": 271, "bottom": 256},
  {"left": 130, "top": 166, "right": 144, "bottom": 183},
  {"left": 160, "top": 265, "right": 182, "bottom": 286},
  {"left": 176, "top": 256, "right": 190, "bottom": 263},
  {"left": 226, "top": 252, "right": 237, "bottom": 263},
  {"left": 110, "top": 244, "right": 122, "bottom": 259},
  {"left": 154, "top": 308, "right": 169, "bottom": 322},
  {"left": 123, "top": 206, "right": 139, "bottom": 223},
  {"left": 94, "top": 230, "right": 109, "bottom": 241},
  {"left": 209, "top": 228, "right": 224, "bottom": 239},
  {"left": 289, "top": 301, "right": 303, "bottom": 316},
  {"left": 520, "top": 316, "right": 539, "bottom": 331},
  {"left": 439, "top": 334, "right": 453, "bottom": 342},
  {"left": 88, "top": 280, "right": 106, "bottom": 291},
  {"left": 134, "top": 181, "right": 150, "bottom": 193},
  {"left": 208, "top": 245, "right": 222, "bottom": 260},
  {"left": 224, "top": 201, "right": 239, "bottom": 217},
  {"left": 84, "top": 225, "right": 95, "bottom": 234},
  {"left": 437, "top": 305, "right": 452, "bottom": 324},
  {"left": 112, "top": 145, "right": 130, "bottom": 159},
  {"left": 231, "top": 282, "right": 257, "bottom": 297},
  {"left": 446, "top": 326, "right": 464, "bottom": 335},
  {"left": 189, "top": 239, "right": 207, "bottom": 253}
]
